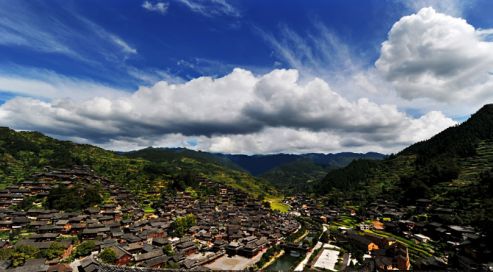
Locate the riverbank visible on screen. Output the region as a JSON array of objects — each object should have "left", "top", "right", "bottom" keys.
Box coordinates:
[
  {"left": 294, "top": 229, "right": 309, "bottom": 243},
  {"left": 261, "top": 249, "right": 285, "bottom": 270},
  {"left": 294, "top": 241, "right": 323, "bottom": 271}
]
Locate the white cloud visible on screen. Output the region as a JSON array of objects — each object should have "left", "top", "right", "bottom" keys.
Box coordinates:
[
  {"left": 0, "top": 3, "right": 80, "bottom": 58},
  {"left": 0, "top": 68, "right": 128, "bottom": 100},
  {"left": 1, "top": 5, "right": 473, "bottom": 154},
  {"left": 0, "top": 68, "right": 455, "bottom": 154},
  {"left": 259, "top": 23, "right": 358, "bottom": 79},
  {"left": 400, "top": 0, "right": 474, "bottom": 17},
  {"left": 0, "top": 2, "right": 137, "bottom": 64},
  {"left": 142, "top": 1, "right": 169, "bottom": 14},
  {"left": 110, "top": 35, "right": 138, "bottom": 55},
  {"left": 175, "top": 0, "right": 240, "bottom": 17},
  {"left": 376, "top": 7, "right": 493, "bottom": 107}
]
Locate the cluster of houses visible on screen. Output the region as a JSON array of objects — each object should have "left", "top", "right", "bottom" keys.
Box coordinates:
[
  {"left": 0, "top": 167, "right": 300, "bottom": 271},
  {"left": 359, "top": 199, "right": 490, "bottom": 271},
  {"left": 337, "top": 230, "right": 411, "bottom": 271},
  {"left": 154, "top": 179, "right": 299, "bottom": 262},
  {"left": 286, "top": 193, "right": 491, "bottom": 271}
]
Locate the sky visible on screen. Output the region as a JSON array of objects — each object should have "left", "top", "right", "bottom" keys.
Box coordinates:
[{"left": 0, "top": 0, "right": 493, "bottom": 154}]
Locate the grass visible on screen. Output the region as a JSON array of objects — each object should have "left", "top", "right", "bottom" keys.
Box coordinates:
[
  {"left": 0, "top": 231, "right": 9, "bottom": 240},
  {"left": 265, "top": 196, "right": 290, "bottom": 213},
  {"left": 185, "top": 187, "right": 198, "bottom": 198},
  {"left": 143, "top": 205, "right": 155, "bottom": 213},
  {"left": 331, "top": 215, "right": 358, "bottom": 228}
]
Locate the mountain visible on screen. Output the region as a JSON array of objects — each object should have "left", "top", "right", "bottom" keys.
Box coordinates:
[
  {"left": 0, "top": 128, "right": 274, "bottom": 197},
  {"left": 218, "top": 152, "right": 384, "bottom": 176},
  {"left": 0, "top": 126, "right": 383, "bottom": 198},
  {"left": 122, "top": 147, "right": 240, "bottom": 169},
  {"left": 121, "top": 147, "right": 274, "bottom": 196},
  {"left": 215, "top": 152, "right": 384, "bottom": 193},
  {"left": 257, "top": 153, "right": 385, "bottom": 193},
  {"left": 259, "top": 158, "right": 327, "bottom": 192},
  {"left": 316, "top": 104, "right": 493, "bottom": 242},
  {"left": 123, "top": 149, "right": 384, "bottom": 193}
]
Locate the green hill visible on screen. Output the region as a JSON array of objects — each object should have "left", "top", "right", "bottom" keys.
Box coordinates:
[
  {"left": 0, "top": 128, "right": 275, "bottom": 197},
  {"left": 259, "top": 153, "right": 385, "bottom": 193},
  {"left": 121, "top": 147, "right": 275, "bottom": 197},
  {"left": 316, "top": 104, "right": 493, "bottom": 241},
  {"left": 260, "top": 159, "right": 328, "bottom": 193}
]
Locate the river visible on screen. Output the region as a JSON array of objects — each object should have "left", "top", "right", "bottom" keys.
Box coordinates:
[{"left": 265, "top": 251, "right": 303, "bottom": 272}]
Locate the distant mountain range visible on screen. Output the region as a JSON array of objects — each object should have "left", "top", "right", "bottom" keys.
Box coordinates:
[
  {"left": 124, "top": 148, "right": 385, "bottom": 192},
  {"left": 0, "top": 126, "right": 385, "bottom": 197},
  {"left": 217, "top": 152, "right": 385, "bottom": 176},
  {"left": 217, "top": 152, "right": 385, "bottom": 192}
]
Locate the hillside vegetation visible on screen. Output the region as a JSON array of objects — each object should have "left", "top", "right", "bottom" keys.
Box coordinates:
[
  {"left": 316, "top": 104, "right": 493, "bottom": 240},
  {"left": 220, "top": 152, "right": 384, "bottom": 193},
  {"left": 0, "top": 128, "right": 275, "bottom": 197}
]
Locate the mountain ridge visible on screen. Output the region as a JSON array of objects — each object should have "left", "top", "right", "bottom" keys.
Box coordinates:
[{"left": 122, "top": 147, "right": 385, "bottom": 192}]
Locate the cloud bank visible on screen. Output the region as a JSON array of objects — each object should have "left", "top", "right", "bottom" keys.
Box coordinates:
[{"left": 0, "top": 68, "right": 455, "bottom": 154}]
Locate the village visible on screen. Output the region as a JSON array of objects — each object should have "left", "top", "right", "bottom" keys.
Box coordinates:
[
  {"left": 282, "top": 194, "right": 490, "bottom": 271},
  {"left": 0, "top": 166, "right": 490, "bottom": 271},
  {"left": 0, "top": 167, "right": 301, "bottom": 271}
]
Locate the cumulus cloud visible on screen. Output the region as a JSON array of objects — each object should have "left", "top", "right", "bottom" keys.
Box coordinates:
[
  {"left": 142, "top": 1, "right": 169, "bottom": 14},
  {"left": 0, "top": 68, "right": 455, "bottom": 154},
  {"left": 376, "top": 7, "right": 493, "bottom": 104}
]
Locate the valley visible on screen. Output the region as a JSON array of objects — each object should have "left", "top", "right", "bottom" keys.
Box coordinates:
[{"left": 0, "top": 106, "right": 492, "bottom": 271}]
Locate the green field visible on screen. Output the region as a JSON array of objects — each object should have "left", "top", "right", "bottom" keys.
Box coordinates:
[
  {"left": 143, "top": 206, "right": 156, "bottom": 213},
  {"left": 331, "top": 215, "right": 358, "bottom": 228},
  {"left": 265, "top": 196, "right": 290, "bottom": 213},
  {"left": 364, "top": 229, "right": 436, "bottom": 260}
]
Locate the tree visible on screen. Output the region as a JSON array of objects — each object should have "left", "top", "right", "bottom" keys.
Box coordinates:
[
  {"left": 15, "top": 245, "right": 39, "bottom": 257},
  {"left": 46, "top": 185, "right": 102, "bottom": 211},
  {"left": 99, "top": 248, "right": 116, "bottom": 264},
  {"left": 163, "top": 244, "right": 174, "bottom": 256},
  {"left": 83, "top": 187, "right": 103, "bottom": 207},
  {"left": 11, "top": 245, "right": 40, "bottom": 267},
  {"left": 16, "top": 196, "right": 38, "bottom": 211},
  {"left": 170, "top": 214, "right": 196, "bottom": 237},
  {"left": 75, "top": 241, "right": 96, "bottom": 257},
  {"left": 40, "top": 242, "right": 64, "bottom": 260},
  {"left": 0, "top": 248, "right": 13, "bottom": 260},
  {"left": 320, "top": 231, "right": 330, "bottom": 243}
]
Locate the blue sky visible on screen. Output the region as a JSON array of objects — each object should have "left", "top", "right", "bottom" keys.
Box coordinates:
[
  {"left": 0, "top": 0, "right": 395, "bottom": 88},
  {"left": 0, "top": 0, "right": 475, "bottom": 89},
  {"left": 0, "top": 0, "right": 492, "bottom": 153}
]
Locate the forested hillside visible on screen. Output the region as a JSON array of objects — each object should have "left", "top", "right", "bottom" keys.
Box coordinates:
[
  {"left": 219, "top": 152, "right": 384, "bottom": 192},
  {"left": 0, "top": 128, "right": 275, "bottom": 197},
  {"left": 316, "top": 104, "right": 493, "bottom": 242}
]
